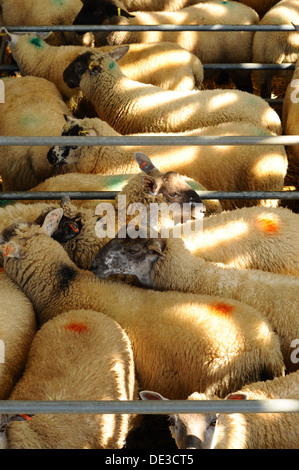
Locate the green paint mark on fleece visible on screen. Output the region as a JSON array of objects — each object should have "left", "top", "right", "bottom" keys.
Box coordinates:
[
  {"left": 103, "top": 174, "right": 132, "bottom": 190},
  {"left": 19, "top": 114, "right": 42, "bottom": 128},
  {"left": 51, "top": 0, "right": 65, "bottom": 6},
  {"left": 108, "top": 61, "right": 116, "bottom": 70},
  {"left": 29, "top": 37, "right": 44, "bottom": 48}
]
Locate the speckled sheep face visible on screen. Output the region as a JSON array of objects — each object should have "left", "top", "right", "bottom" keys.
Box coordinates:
[
  {"left": 47, "top": 116, "right": 97, "bottom": 167},
  {"left": 91, "top": 234, "right": 165, "bottom": 287}
]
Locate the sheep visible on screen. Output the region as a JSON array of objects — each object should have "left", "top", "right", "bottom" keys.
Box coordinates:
[
  {"left": 0, "top": 209, "right": 286, "bottom": 399},
  {"left": 73, "top": 0, "right": 259, "bottom": 92},
  {"left": 5, "top": 31, "right": 204, "bottom": 100},
  {"left": 62, "top": 47, "right": 282, "bottom": 135},
  {"left": 2, "top": 308, "right": 138, "bottom": 449},
  {"left": 0, "top": 270, "right": 37, "bottom": 400},
  {"left": 91, "top": 232, "right": 299, "bottom": 371},
  {"left": 179, "top": 205, "right": 299, "bottom": 276},
  {"left": 237, "top": 0, "right": 280, "bottom": 18},
  {"left": 282, "top": 52, "right": 299, "bottom": 165},
  {"left": 31, "top": 152, "right": 220, "bottom": 214},
  {"left": 47, "top": 115, "right": 287, "bottom": 211},
  {"left": 252, "top": 0, "right": 299, "bottom": 98},
  {"left": 0, "top": 75, "right": 73, "bottom": 191},
  {"left": 0, "top": 0, "right": 83, "bottom": 45},
  {"left": 140, "top": 371, "right": 299, "bottom": 449}
]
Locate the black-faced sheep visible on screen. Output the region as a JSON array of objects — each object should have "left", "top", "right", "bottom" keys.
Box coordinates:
[
  {"left": 73, "top": 0, "right": 259, "bottom": 91},
  {"left": 91, "top": 233, "right": 299, "bottom": 371},
  {"left": 140, "top": 371, "right": 299, "bottom": 449},
  {"left": 0, "top": 209, "right": 285, "bottom": 400},
  {"left": 6, "top": 31, "right": 204, "bottom": 99},
  {"left": 47, "top": 116, "right": 287, "bottom": 211},
  {"left": 62, "top": 47, "right": 282, "bottom": 135},
  {"left": 3, "top": 309, "right": 138, "bottom": 449}
]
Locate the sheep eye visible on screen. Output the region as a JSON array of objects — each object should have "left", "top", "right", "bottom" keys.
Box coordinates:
[
  {"left": 210, "top": 417, "right": 217, "bottom": 427},
  {"left": 169, "top": 417, "right": 175, "bottom": 427},
  {"left": 168, "top": 192, "right": 178, "bottom": 198}
]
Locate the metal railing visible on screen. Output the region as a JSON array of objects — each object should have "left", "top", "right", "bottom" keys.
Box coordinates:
[{"left": 0, "top": 22, "right": 298, "bottom": 422}]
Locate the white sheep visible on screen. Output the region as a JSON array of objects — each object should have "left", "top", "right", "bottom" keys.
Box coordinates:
[
  {"left": 3, "top": 308, "right": 137, "bottom": 449},
  {"left": 140, "top": 371, "right": 299, "bottom": 449},
  {"left": 47, "top": 115, "right": 287, "bottom": 211},
  {"left": 73, "top": 0, "right": 259, "bottom": 92},
  {"left": 0, "top": 209, "right": 285, "bottom": 399},
  {"left": 0, "top": 270, "right": 36, "bottom": 400},
  {"left": 0, "top": 75, "right": 72, "bottom": 191},
  {"left": 5, "top": 31, "right": 204, "bottom": 99},
  {"left": 252, "top": 0, "right": 299, "bottom": 97},
  {"left": 0, "top": 0, "right": 83, "bottom": 45},
  {"left": 180, "top": 205, "right": 299, "bottom": 276},
  {"left": 91, "top": 232, "right": 299, "bottom": 371},
  {"left": 62, "top": 47, "right": 282, "bottom": 134}
]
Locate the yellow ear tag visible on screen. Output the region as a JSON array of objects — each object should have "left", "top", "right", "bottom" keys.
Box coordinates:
[
  {"left": 78, "top": 130, "right": 88, "bottom": 136},
  {"left": 117, "top": 7, "right": 121, "bottom": 16},
  {"left": 88, "top": 61, "right": 94, "bottom": 70}
]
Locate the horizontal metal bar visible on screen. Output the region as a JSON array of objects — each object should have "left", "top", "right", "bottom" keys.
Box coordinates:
[
  {"left": 1, "top": 191, "right": 298, "bottom": 201},
  {"left": 0, "top": 136, "right": 298, "bottom": 146},
  {"left": 0, "top": 399, "right": 298, "bottom": 415},
  {"left": 0, "top": 64, "right": 295, "bottom": 72},
  {"left": 2, "top": 25, "right": 299, "bottom": 33}
]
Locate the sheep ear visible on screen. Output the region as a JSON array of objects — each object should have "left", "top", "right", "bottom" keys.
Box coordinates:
[
  {"left": 141, "top": 175, "right": 162, "bottom": 196},
  {"left": 225, "top": 392, "right": 248, "bottom": 400},
  {"left": 0, "top": 241, "right": 21, "bottom": 259},
  {"left": 147, "top": 239, "right": 165, "bottom": 257},
  {"left": 135, "top": 152, "right": 159, "bottom": 175},
  {"left": 139, "top": 390, "right": 168, "bottom": 401},
  {"left": 108, "top": 45, "right": 130, "bottom": 62},
  {"left": 41, "top": 208, "right": 64, "bottom": 236},
  {"left": 63, "top": 114, "right": 78, "bottom": 123}
]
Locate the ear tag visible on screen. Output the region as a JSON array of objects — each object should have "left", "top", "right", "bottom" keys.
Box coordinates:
[
  {"left": 88, "top": 61, "right": 95, "bottom": 70},
  {"left": 78, "top": 130, "right": 88, "bottom": 136},
  {"left": 117, "top": 7, "right": 121, "bottom": 16},
  {"left": 0, "top": 243, "right": 20, "bottom": 259},
  {"left": 139, "top": 162, "right": 147, "bottom": 170},
  {"left": 69, "top": 223, "right": 79, "bottom": 233}
]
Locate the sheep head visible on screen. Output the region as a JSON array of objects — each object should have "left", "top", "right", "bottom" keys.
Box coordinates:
[
  {"left": 90, "top": 231, "right": 165, "bottom": 288},
  {"left": 0, "top": 208, "right": 64, "bottom": 261},
  {"left": 140, "top": 390, "right": 248, "bottom": 449},
  {"left": 63, "top": 46, "right": 129, "bottom": 88},
  {"left": 47, "top": 115, "right": 98, "bottom": 167},
  {"left": 134, "top": 152, "right": 205, "bottom": 213},
  {"left": 0, "top": 414, "right": 31, "bottom": 449},
  {"left": 73, "top": 0, "right": 135, "bottom": 35}
]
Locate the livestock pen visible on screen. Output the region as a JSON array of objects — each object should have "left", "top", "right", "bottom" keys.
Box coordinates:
[{"left": 0, "top": 17, "right": 299, "bottom": 451}]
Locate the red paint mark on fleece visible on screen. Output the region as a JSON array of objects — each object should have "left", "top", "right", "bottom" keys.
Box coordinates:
[
  {"left": 256, "top": 215, "right": 280, "bottom": 235},
  {"left": 64, "top": 322, "right": 89, "bottom": 334},
  {"left": 211, "top": 302, "right": 234, "bottom": 316},
  {"left": 0, "top": 268, "right": 4, "bottom": 273}
]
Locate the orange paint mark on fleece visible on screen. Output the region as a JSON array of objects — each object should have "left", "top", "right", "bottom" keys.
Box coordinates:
[
  {"left": 256, "top": 215, "right": 280, "bottom": 235},
  {"left": 0, "top": 268, "right": 5, "bottom": 273},
  {"left": 64, "top": 322, "right": 89, "bottom": 334},
  {"left": 211, "top": 302, "right": 234, "bottom": 316}
]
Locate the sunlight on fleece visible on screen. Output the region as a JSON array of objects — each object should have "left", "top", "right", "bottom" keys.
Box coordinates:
[
  {"left": 207, "top": 92, "right": 239, "bottom": 112},
  {"left": 182, "top": 220, "right": 249, "bottom": 253}
]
